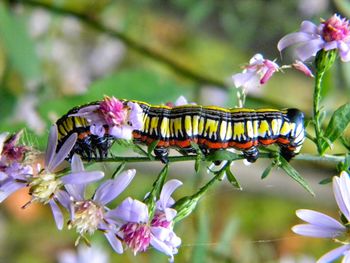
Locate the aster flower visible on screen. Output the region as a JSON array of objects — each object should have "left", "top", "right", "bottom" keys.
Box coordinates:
[
  {"left": 57, "top": 245, "right": 109, "bottom": 263},
  {"left": 58, "top": 169, "right": 136, "bottom": 253},
  {"left": 71, "top": 96, "right": 143, "bottom": 140},
  {"left": 231, "top": 54, "right": 279, "bottom": 91},
  {"left": 278, "top": 14, "right": 350, "bottom": 62},
  {"left": 0, "top": 125, "right": 104, "bottom": 230},
  {"left": 109, "top": 179, "right": 182, "bottom": 262},
  {"left": 292, "top": 171, "right": 350, "bottom": 262}
]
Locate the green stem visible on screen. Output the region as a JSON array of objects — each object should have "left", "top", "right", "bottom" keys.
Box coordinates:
[
  {"left": 86, "top": 152, "right": 345, "bottom": 164},
  {"left": 313, "top": 68, "right": 324, "bottom": 154},
  {"left": 313, "top": 49, "right": 337, "bottom": 154}
]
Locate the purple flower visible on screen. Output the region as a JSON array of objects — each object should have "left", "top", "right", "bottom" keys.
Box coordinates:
[
  {"left": 57, "top": 245, "right": 109, "bottom": 263},
  {"left": 231, "top": 54, "right": 279, "bottom": 91},
  {"left": 109, "top": 179, "right": 182, "bottom": 262},
  {"left": 59, "top": 169, "right": 136, "bottom": 253},
  {"left": 70, "top": 96, "right": 143, "bottom": 140},
  {"left": 278, "top": 14, "right": 350, "bottom": 62},
  {"left": 292, "top": 171, "right": 350, "bottom": 262},
  {"left": 0, "top": 125, "right": 104, "bottom": 230}
]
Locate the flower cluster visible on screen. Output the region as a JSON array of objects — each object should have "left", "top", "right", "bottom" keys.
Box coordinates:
[
  {"left": 71, "top": 96, "right": 143, "bottom": 140},
  {"left": 292, "top": 171, "right": 350, "bottom": 262},
  {"left": 0, "top": 125, "right": 183, "bottom": 261}
]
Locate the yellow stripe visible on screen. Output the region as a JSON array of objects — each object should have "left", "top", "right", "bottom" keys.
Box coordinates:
[{"left": 184, "top": 115, "right": 192, "bottom": 137}]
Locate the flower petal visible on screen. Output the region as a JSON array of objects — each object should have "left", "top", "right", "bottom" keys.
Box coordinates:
[
  {"left": 45, "top": 125, "right": 58, "bottom": 168},
  {"left": 277, "top": 32, "right": 318, "bottom": 52},
  {"left": 93, "top": 169, "right": 135, "bottom": 205},
  {"left": 49, "top": 199, "right": 64, "bottom": 230},
  {"left": 317, "top": 244, "right": 350, "bottom": 263},
  {"left": 333, "top": 173, "right": 350, "bottom": 221},
  {"left": 47, "top": 133, "right": 77, "bottom": 172},
  {"left": 150, "top": 234, "right": 174, "bottom": 261},
  {"left": 159, "top": 179, "right": 183, "bottom": 211},
  {"left": 61, "top": 171, "right": 104, "bottom": 185},
  {"left": 55, "top": 189, "right": 72, "bottom": 210},
  {"left": 109, "top": 197, "right": 149, "bottom": 223},
  {"left": 300, "top": 21, "right": 319, "bottom": 34},
  {"left": 0, "top": 181, "right": 25, "bottom": 202},
  {"left": 232, "top": 72, "right": 258, "bottom": 88},
  {"left": 295, "top": 38, "right": 324, "bottom": 61},
  {"left": 64, "top": 183, "right": 85, "bottom": 201},
  {"left": 109, "top": 126, "right": 133, "bottom": 140},
  {"left": 296, "top": 209, "right": 345, "bottom": 229},
  {"left": 292, "top": 224, "right": 345, "bottom": 238},
  {"left": 71, "top": 154, "right": 84, "bottom": 172},
  {"left": 104, "top": 231, "right": 123, "bottom": 254}
]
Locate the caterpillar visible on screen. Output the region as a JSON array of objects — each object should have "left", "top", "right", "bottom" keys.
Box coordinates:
[{"left": 55, "top": 100, "right": 305, "bottom": 163}]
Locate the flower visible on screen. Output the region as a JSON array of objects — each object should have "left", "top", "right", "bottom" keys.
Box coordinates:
[
  {"left": 292, "top": 171, "right": 350, "bottom": 262},
  {"left": 231, "top": 54, "right": 279, "bottom": 91},
  {"left": 108, "top": 179, "right": 182, "bottom": 262},
  {"left": 57, "top": 245, "right": 109, "bottom": 263},
  {"left": 71, "top": 96, "right": 143, "bottom": 140},
  {"left": 59, "top": 169, "right": 136, "bottom": 253},
  {"left": 0, "top": 125, "right": 104, "bottom": 230},
  {"left": 278, "top": 14, "right": 350, "bottom": 62}
]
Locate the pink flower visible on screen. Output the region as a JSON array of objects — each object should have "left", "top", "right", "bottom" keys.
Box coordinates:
[
  {"left": 70, "top": 97, "right": 144, "bottom": 140},
  {"left": 278, "top": 14, "right": 350, "bottom": 62},
  {"left": 99, "top": 96, "right": 127, "bottom": 126},
  {"left": 231, "top": 54, "right": 279, "bottom": 91}
]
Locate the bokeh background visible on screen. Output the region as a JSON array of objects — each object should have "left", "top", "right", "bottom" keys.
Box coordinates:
[{"left": 0, "top": 0, "right": 350, "bottom": 262}]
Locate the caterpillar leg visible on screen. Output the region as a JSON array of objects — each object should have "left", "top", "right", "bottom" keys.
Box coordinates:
[
  {"left": 243, "top": 146, "right": 259, "bottom": 163},
  {"left": 154, "top": 147, "right": 170, "bottom": 164}
]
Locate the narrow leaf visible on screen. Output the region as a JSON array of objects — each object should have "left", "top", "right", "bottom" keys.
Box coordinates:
[
  {"left": 225, "top": 166, "right": 242, "bottom": 190},
  {"left": 321, "top": 103, "right": 350, "bottom": 153},
  {"left": 147, "top": 140, "right": 160, "bottom": 158},
  {"left": 319, "top": 177, "right": 332, "bottom": 185},
  {"left": 195, "top": 155, "right": 201, "bottom": 173},
  {"left": 279, "top": 157, "right": 314, "bottom": 195},
  {"left": 112, "top": 162, "right": 126, "bottom": 179},
  {"left": 261, "top": 163, "right": 274, "bottom": 179}
]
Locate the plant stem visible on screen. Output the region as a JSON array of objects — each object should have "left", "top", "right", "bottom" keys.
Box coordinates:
[
  {"left": 313, "top": 68, "right": 324, "bottom": 154},
  {"left": 87, "top": 152, "right": 345, "bottom": 164}
]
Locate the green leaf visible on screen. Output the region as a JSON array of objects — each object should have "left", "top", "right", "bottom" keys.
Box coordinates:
[
  {"left": 261, "top": 162, "right": 274, "bottom": 179},
  {"left": 279, "top": 157, "right": 314, "bottom": 195},
  {"left": 321, "top": 103, "right": 350, "bottom": 153},
  {"left": 319, "top": 177, "right": 332, "bottom": 185},
  {"left": 225, "top": 165, "right": 242, "bottom": 190},
  {"left": 112, "top": 162, "right": 126, "bottom": 179},
  {"left": 194, "top": 154, "right": 201, "bottom": 173},
  {"left": 207, "top": 149, "right": 240, "bottom": 162},
  {"left": 147, "top": 140, "right": 159, "bottom": 158},
  {"left": 0, "top": 2, "right": 40, "bottom": 80}
]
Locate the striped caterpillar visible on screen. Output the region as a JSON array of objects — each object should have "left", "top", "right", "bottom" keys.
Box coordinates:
[{"left": 55, "top": 100, "right": 305, "bottom": 163}]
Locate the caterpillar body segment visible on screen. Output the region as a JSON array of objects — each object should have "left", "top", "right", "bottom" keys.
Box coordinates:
[{"left": 56, "top": 100, "right": 305, "bottom": 163}]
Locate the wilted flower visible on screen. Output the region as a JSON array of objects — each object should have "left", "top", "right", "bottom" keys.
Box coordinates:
[
  {"left": 278, "top": 14, "right": 350, "bottom": 62},
  {"left": 71, "top": 96, "right": 143, "bottom": 140},
  {"left": 232, "top": 54, "right": 279, "bottom": 91},
  {"left": 291, "top": 60, "right": 314, "bottom": 77},
  {"left": 109, "top": 179, "right": 182, "bottom": 262},
  {"left": 292, "top": 171, "right": 350, "bottom": 262},
  {"left": 59, "top": 169, "right": 136, "bottom": 253}
]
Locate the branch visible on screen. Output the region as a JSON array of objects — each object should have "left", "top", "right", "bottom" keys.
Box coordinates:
[{"left": 19, "top": 0, "right": 285, "bottom": 108}]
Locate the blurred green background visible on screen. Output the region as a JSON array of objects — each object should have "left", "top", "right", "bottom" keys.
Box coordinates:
[{"left": 0, "top": 0, "right": 349, "bottom": 262}]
